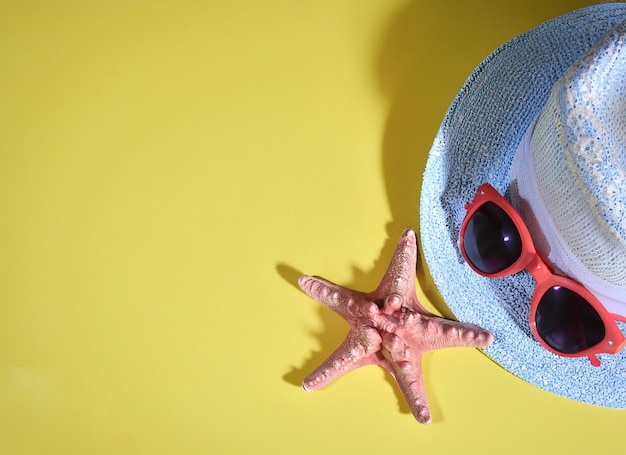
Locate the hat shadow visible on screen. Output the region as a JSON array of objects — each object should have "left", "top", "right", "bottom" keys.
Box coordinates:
[
  {"left": 377, "top": 0, "right": 598, "bottom": 312},
  {"left": 375, "top": 0, "right": 598, "bottom": 418},
  {"left": 283, "top": 0, "right": 599, "bottom": 421}
]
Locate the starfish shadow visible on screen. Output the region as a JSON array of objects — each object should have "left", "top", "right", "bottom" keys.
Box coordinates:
[
  {"left": 276, "top": 264, "right": 376, "bottom": 372},
  {"left": 376, "top": 0, "right": 582, "bottom": 317},
  {"left": 277, "top": 263, "right": 348, "bottom": 383},
  {"left": 278, "top": 262, "right": 416, "bottom": 416}
]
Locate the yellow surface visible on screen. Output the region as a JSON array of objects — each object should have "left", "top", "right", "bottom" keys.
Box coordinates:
[{"left": 1, "top": 1, "right": 623, "bottom": 453}]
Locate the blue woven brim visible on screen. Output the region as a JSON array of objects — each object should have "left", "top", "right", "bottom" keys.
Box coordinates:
[{"left": 420, "top": 3, "right": 626, "bottom": 407}]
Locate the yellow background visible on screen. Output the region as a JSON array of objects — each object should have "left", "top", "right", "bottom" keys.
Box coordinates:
[{"left": 1, "top": 1, "right": 622, "bottom": 453}]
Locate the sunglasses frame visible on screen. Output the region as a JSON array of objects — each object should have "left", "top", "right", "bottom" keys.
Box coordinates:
[{"left": 460, "top": 183, "right": 626, "bottom": 367}]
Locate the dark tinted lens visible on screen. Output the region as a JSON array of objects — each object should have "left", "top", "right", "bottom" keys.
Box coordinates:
[
  {"left": 535, "top": 286, "right": 605, "bottom": 353},
  {"left": 463, "top": 201, "right": 523, "bottom": 274}
]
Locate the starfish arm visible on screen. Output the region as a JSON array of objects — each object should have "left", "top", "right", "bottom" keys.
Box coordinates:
[
  {"left": 298, "top": 274, "right": 368, "bottom": 320},
  {"left": 373, "top": 230, "right": 418, "bottom": 302},
  {"left": 396, "top": 311, "right": 494, "bottom": 352},
  {"left": 381, "top": 332, "right": 431, "bottom": 424},
  {"left": 302, "top": 326, "right": 385, "bottom": 392}
]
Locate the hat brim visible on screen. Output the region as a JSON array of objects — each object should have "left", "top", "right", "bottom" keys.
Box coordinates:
[{"left": 420, "top": 4, "right": 626, "bottom": 407}]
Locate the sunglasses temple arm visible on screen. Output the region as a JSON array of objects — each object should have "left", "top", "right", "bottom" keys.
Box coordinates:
[{"left": 588, "top": 354, "right": 601, "bottom": 367}]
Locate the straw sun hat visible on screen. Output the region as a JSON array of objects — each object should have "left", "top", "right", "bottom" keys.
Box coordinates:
[{"left": 420, "top": 3, "right": 626, "bottom": 407}]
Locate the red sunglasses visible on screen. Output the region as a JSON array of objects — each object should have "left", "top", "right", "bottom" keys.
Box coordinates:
[{"left": 460, "top": 183, "right": 626, "bottom": 366}]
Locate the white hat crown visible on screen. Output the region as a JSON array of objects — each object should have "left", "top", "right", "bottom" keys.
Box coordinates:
[{"left": 513, "top": 19, "right": 626, "bottom": 312}]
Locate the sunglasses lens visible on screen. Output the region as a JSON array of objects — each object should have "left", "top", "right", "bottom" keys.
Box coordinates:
[
  {"left": 463, "top": 201, "right": 523, "bottom": 274},
  {"left": 535, "top": 286, "right": 605, "bottom": 353}
]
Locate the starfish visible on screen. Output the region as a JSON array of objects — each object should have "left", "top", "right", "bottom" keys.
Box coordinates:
[{"left": 298, "top": 229, "right": 493, "bottom": 424}]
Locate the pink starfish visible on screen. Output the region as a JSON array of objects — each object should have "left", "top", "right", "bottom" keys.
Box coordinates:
[{"left": 298, "top": 229, "right": 494, "bottom": 424}]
